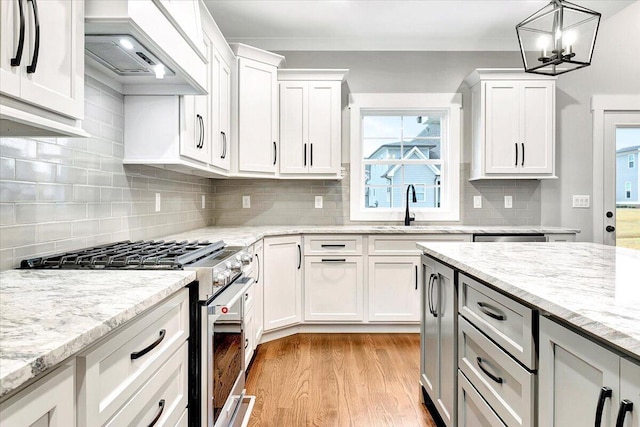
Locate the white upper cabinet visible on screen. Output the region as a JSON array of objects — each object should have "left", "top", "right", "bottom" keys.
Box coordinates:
[
  {"left": 0, "top": 0, "right": 85, "bottom": 137},
  {"left": 232, "top": 44, "right": 284, "bottom": 176},
  {"left": 465, "top": 69, "right": 556, "bottom": 180},
  {"left": 278, "top": 70, "right": 346, "bottom": 178},
  {"left": 209, "top": 49, "right": 231, "bottom": 172}
]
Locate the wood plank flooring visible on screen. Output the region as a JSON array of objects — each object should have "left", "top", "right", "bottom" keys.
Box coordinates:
[{"left": 245, "top": 333, "right": 437, "bottom": 427}]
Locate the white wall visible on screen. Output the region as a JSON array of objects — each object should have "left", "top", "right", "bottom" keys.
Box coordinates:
[{"left": 543, "top": 0, "right": 640, "bottom": 242}]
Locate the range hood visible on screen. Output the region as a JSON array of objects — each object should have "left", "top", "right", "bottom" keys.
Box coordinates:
[{"left": 84, "top": 0, "right": 207, "bottom": 95}]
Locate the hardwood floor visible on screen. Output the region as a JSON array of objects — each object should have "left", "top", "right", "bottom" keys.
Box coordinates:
[{"left": 245, "top": 333, "right": 437, "bottom": 427}]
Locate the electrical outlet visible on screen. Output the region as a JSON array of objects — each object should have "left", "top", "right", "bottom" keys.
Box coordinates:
[
  {"left": 315, "top": 196, "right": 323, "bottom": 209},
  {"left": 155, "top": 193, "right": 161, "bottom": 212},
  {"left": 201, "top": 195, "right": 206, "bottom": 209},
  {"left": 572, "top": 195, "right": 590, "bottom": 208},
  {"left": 504, "top": 195, "right": 513, "bottom": 209},
  {"left": 473, "top": 196, "right": 482, "bottom": 209},
  {"left": 242, "top": 195, "right": 251, "bottom": 209}
]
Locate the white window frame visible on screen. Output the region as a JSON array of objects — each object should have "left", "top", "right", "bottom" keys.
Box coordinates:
[
  {"left": 625, "top": 181, "right": 632, "bottom": 199},
  {"left": 349, "top": 93, "right": 461, "bottom": 221},
  {"left": 629, "top": 153, "right": 635, "bottom": 168}
]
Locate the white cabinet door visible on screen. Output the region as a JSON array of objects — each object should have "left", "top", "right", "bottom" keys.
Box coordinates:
[
  {"left": 485, "top": 81, "right": 520, "bottom": 174},
  {"left": 520, "top": 81, "right": 554, "bottom": 174},
  {"left": 304, "top": 256, "right": 363, "bottom": 321},
  {"left": 307, "top": 81, "right": 340, "bottom": 174},
  {"left": 253, "top": 240, "right": 264, "bottom": 344},
  {"left": 0, "top": 362, "right": 75, "bottom": 427},
  {"left": 263, "top": 236, "right": 301, "bottom": 331},
  {"left": 0, "top": 0, "right": 22, "bottom": 98},
  {"left": 620, "top": 359, "right": 640, "bottom": 427},
  {"left": 368, "top": 255, "right": 420, "bottom": 322},
  {"left": 279, "top": 81, "right": 308, "bottom": 174},
  {"left": 421, "top": 256, "right": 438, "bottom": 400},
  {"left": 435, "top": 260, "right": 456, "bottom": 427},
  {"left": 238, "top": 57, "right": 278, "bottom": 174},
  {"left": 18, "top": 0, "right": 83, "bottom": 119},
  {"left": 539, "top": 316, "right": 620, "bottom": 427},
  {"left": 209, "top": 48, "right": 231, "bottom": 171},
  {"left": 244, "top": 304, "right": 255, "bottom": 369}
]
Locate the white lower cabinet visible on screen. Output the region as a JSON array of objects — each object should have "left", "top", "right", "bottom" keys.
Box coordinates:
[
  {"left": 539, "top": 316, "right": 639, "bottom": 427},
  {"left": 304, "top": 256, "right": 363, "bottom": 321},
  {"left": 458, "top": 370, "right": 506, "bottom": 427},
  {"left": 421, "top": 256, "right": 456, "bottom": 427},
  {"left": 0, "top": 362, "right": 75, "bottom": 427},
  {"left": 263, "top": 236, "right": 302, "bottom": 331},
  {"left": 368, "top": 256, "right": 420, "bottom": 322}
]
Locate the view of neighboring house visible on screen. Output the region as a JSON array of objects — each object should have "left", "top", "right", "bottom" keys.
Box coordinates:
[
  {"left": 365, "top": 125, "right": 441, "bottom": 208},
  {"left": 617, "top": 145, "right": 640, "bottom": 205}
]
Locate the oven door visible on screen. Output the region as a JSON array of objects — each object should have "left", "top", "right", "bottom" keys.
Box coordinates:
[{"left": 206, "top": 277, "right": 253, "bottom": 427}]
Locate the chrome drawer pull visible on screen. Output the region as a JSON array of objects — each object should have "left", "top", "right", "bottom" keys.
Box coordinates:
[
  {"left": 477, "top": 302, "right": 506, "bottom": 321},
  {"left": 148, "top": 399, "right": 165, "bottom": 427},
  {"left": 131, "top": 329, "right": 166, "bottom": 360},
  {"left": 476, "top": 357, "right": 503, "bottom": 384}
]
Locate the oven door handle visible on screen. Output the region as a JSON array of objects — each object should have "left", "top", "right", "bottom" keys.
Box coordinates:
[
  {"left": 202, "top": 277, "right": 256, "bottom": 310},
  {"left": 227, "top": 390, "right": 247, "bottom": 427}
]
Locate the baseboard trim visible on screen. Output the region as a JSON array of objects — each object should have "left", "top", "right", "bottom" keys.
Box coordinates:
[{"left": 259, "top": 323, "right": 420, "bottom": 344}]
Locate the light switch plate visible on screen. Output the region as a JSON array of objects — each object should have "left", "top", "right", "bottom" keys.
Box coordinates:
[
  {"left": 242, "top": 196, "right": 251, "bottom": 209},
  {"left": 473, "top": 196, "right": 482, "bottom": 209},
  {"left": 155, "top": 193, "right": 161, "bottom": 212},
  {"left": 504, "top": 195, "right": 513, "bottom": 209},
  {"left": 572, "top": 195, "right": 590, "bottom": 208},
  {"left": 315, "top": 196, "right": 323, "bottom": 209}
]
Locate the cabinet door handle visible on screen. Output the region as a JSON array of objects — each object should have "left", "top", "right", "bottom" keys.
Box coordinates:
[
  {"left": 195, "top": 114, "right": 202, "bottom": 148},
  {"left": 221, "top": 131, "right": 226, "bottom": 159},
  {"left": 615, "top": 399, "right": 633, "bottom": 427},
  {"left": 515, "top": 143, "right": 518, "bottom": 166},
  {"left": 297, "top": 244, "right": 301, "bottom": 269},
  {"left": 199, "top": 115, "right": 205, "bottom": 149},
  {"left": 432, "top": 273, "right": 440, "bottom": 317},
  {"left": 131, "top": 329, "right": 166, "bottom": 360},
  {"left": 147, "top": 399, "right": 165, "bottom": 427},
  {"left": 429, "top": 273, "right": 436, "bottom": 316},
  {"left": 321, "top": 258, "right": 346, "bottom": 263},
  {"left": 10, "top": 0, "right": 26, "bottom": 67},
  {"left": 25, "top": 0, "right": 39, "bottom": 74},
  {"left": 595, "top": 386, "right": 613, "bottom": 427},
  {"left": 521, "top": 143, "right": 525, "bottom": 166},
  {"left": 476, "top": 357, "right": 503, "bottom": 384},
  {"left": 273, "top": 141, "right": 277, "bottom": 165},
  {"left": 415, "top": 265, "right": 418, "bottom": 290},
  {"left": 304, "top": 143, "right": 307, "bottom": 166},
  {"left": 477, "top": 302, "right": 506, "bottom": 321},
  {"left": 245, "top": 338, "right": 249, "bottom": 349},
  {"left": 255, "top": 253, "right": 260, "bottom": 283},
  {"left": 310, "top": 143, "right": 313, "bottom": 166},
  {"left": 320, "top": 244, "right": 346, "bottom": 248}
]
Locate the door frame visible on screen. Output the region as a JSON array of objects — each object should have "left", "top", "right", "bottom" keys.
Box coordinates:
[{"left": 591, "top": 95, "right": 640, "bottom": 244}]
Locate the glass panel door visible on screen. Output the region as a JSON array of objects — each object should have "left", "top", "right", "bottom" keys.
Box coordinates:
[{"left": 615, "top": 126, "right": 640, "bottom": 249}]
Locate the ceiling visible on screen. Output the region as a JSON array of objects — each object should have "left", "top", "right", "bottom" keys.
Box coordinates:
[{"left": 203, "top": 0, "right": 635, "bottom": 51}]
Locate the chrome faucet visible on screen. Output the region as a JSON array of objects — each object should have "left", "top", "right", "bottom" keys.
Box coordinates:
[{"left": 404, "top": 184, "right": 417, "bottom": 226}]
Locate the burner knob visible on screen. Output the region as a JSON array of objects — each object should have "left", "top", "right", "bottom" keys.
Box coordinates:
[
  {"left": 230, "top": 261, "right": 243, "bottom": 272},
  {"left": 223, "top": 270, "right": 233, "bottom": 283},
  {"left": 213, "top": 273, "right": 226, "bottom": 286},
  {"left": 239, "top": 253, "right": 252, "bottom": 265}
]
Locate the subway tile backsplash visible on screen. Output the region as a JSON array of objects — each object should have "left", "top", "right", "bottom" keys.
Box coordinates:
[{"left": 0, "top": 76, "right": 214, "bottom": 270}]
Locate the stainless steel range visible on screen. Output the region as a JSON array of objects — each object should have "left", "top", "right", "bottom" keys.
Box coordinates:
[{"left": 20, "top": 240, "right": 255, "bottom": 427}]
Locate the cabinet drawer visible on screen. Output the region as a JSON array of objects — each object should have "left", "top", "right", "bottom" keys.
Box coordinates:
[
  {"left": 78, "top": 289, "right": 189, "bottom": 426},
  {"left": 369, "top": 234, "right": 471, "bottom": 255},
  {"left": 304, "top": 235, "right": 363, "bottom": 255},
  {"left": 458, "top": 370, "right": 507, "bottom": 427},
  {"left": 459, "top": 316, "right": 534, "bottom": 427},
  {"left": 105, "top": 342, "right": 188, "bottom": 427},
  {"left": 0, "top": 362, "right": 75, "bottom": 427},
  {"left": 459, "top": 274, "right": 535, "bottom": 369}
]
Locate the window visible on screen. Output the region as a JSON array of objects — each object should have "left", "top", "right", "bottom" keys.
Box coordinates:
[
  {"left": 350, "top": 93, "right": 461, "bottom": 221},
  {"left": 625, "top": 182, "right": 632, "bottom": 199},
  {"left": 629, "top": 154, "right": 635, "bottom": 168}
]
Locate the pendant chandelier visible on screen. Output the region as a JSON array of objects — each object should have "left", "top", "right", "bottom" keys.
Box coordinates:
[{"left": 516, "top": 0, "right": 601, "bottom": 76}]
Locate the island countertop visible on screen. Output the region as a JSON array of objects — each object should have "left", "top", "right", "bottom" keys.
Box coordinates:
[
  {"left": 0, "top": 269, "right": 196, "bottom": 398},
  {"left": 417, "top": 241, "right": 640, "bottom": 360}
]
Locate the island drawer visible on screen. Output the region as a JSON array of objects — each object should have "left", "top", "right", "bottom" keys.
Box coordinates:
[
  {"left": 105, "top": 342, "right": 188, "bottom": 426},
  {"left": 459, "top": 316, "right": 534, "bottom": 427},
  {"left": 77, "top": 289, "right": 189, "bottom": 426},
  {"left": 304, "top": 235, "right": 363, "bottom": 255},
  {"left": 369, "top": 234, "right": 472, "bottom": 256},
  {"left": 459, "top": 273, "right": 535, "bottom": 369},
  {"left": 458, "top": 370, "right": 507, "bottom": 427}
]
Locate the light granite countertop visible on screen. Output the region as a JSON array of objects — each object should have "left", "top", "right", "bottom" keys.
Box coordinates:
[
  {"left": 162, "top": 225, "right": 580, "bottom": 247},
  {"left": 417, "top": 242, "right": 640, "bottom": 360},
  {"left": 0, "top": 269, "right": 195, "bottom": 398}
]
